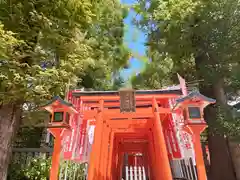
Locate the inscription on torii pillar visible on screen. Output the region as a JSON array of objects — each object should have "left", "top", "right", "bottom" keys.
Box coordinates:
[{"left": 119, "top": 88, "right": 136, "bottom": 113}]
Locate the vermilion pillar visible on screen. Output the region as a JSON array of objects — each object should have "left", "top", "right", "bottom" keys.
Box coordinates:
[
  {"left": 99, "top": 124, "right": 111, "bottom": 179},
  {"left": 113, "top": 138, "right": 119, "bottom": 179},
  {"left": 143, "top": 145, "right": 149, "bottom": 179},
  {"left": 117, "top": 151, "right": 124, "bottom": 180},
  {"left": 49, "top": 129, "right": 62, "bottom": 180},
  {"left": 115, "top": 142, "right": 122, "bottom": 180},
  {"left": 152, "top": 98, "right": 172, "bottom": 180},
  {"left": 107, "top": 131, "right": 114, "bottom": 180},
  {"left": 88, "top": 100, "right": 104, "bottom": 180},
  {"left": 148, "top": 130, "right": 156, "bottom": 179},
  {"left": 186, "top": 124, "right": 208, "bottom": 180}
]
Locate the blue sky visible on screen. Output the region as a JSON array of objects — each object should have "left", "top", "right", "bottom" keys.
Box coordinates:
[{"left": 120, "top": 0, "right": 147, "bottom": 80}]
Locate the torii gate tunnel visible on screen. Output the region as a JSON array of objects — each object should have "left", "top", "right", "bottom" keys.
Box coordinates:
[{"left": 42, "top": 80, "right": 215, "bottom": 180}]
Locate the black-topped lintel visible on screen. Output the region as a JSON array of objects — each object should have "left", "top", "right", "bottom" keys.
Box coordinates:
[{"left": 72, "top": 89, "right": 182, "bottom": 97}]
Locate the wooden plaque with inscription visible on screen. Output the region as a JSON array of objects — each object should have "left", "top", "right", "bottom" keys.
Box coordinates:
[{"left": 119, "top": 89, "right": 136, "bottom": 113}]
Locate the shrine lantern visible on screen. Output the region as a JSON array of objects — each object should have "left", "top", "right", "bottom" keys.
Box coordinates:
[
  {"left": 174, "top": 91, "right": 216, "bottom": 125},
  {"left": 42, "top": 96, "right": 78, "bottom": 128}
]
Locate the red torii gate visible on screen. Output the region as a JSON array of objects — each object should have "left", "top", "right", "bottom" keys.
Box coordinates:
[{"left": 42, "top": 86, "right": 215, "bottom": 180}]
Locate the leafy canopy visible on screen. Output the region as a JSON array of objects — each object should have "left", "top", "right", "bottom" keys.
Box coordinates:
[
  {"left": 132, "top": 0, "right": 240, "bottom": 136},
  {"left": 0, "top": 0, "right": 130, "bottom": 106},
  {"left": 133, "top": 0, "right": 240, "bottom": 83}
]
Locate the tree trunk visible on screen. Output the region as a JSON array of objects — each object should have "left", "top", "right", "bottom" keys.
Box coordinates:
[
  {"left": 207, "top": 132, "right": 236, "bottom": 180},
  {"left": 0, "top": 103, "right": 22, "bottom": 180},
  {"left": 204, "top": 79, "right": 236, "bottom": 180},
  {"left": 202, "top": 91, "right": 236, "bottom": 180},
  {"left": 195, "top": 54, "right": 236, "bottom": 180},
  {"left": 229, "top": 141, "right": 240, "bottom": 180}
]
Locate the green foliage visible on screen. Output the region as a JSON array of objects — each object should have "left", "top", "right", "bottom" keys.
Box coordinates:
[
  {"left": 133, "top": 0, "right": 240, "bottom": 82},
  {"left": 131, "top": 56, "right": 174, "bottom": 89},
  {"left": 8, "top": 157, "right": 86, "bottom": 180},
  {"left": 0, "top": 0, "right": 130, "bottom": 106},
  {"left": 0, "top": 0, "right": 91, "bottom": 103},
  {"left": 13, "top": 127, "right": 44, "bottom": 148},
  {"left": 58, "top": 161, "right": 86, "bottom": 180},
  {"left": 24, "top": 158, "right": 51, "bottom": 180},
  {"left": 21, "top": 105, "right": 50, "bottom": 127},
  {"left": 132, "top": 0, "right": 240, "bottom": 137},
  {"left": 0, "top": 0, "right": 130, "bottom": 131},
  {"left": 8, "top": 157, "right": 51, "bottom": 180},
  {"left": 75, "top": 0, "right": 130, "bottom": 90},
  {"left": 111, "top": 73, "right": 125, "bottom": 90},
  {"left": 0, "top": 23, "right": 21, "bottom": 59}
]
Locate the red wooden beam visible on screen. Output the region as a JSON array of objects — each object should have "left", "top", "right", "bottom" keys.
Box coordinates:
[
  {"left": 83, "top": 100, "right": 164, "bottom": 107},
  {"left": 78, "top": 94, "right": 180, "bottom": 101},
  {"left": 108, "top": 119, "right": 152, "bottom": 129},
  {"left": 83, "top": 107, "right": 173, "bottom": 119}
]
